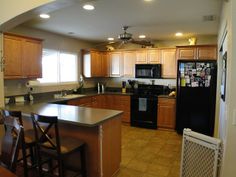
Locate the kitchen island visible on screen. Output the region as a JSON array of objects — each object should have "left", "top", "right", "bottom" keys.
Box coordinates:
[{"left": 4, "top": 102, "right": 123, "bottom": 177}]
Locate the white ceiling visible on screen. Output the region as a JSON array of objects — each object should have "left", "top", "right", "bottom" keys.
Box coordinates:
[{"left": 23, "top": 0, "right": 222, "bottom": 42}]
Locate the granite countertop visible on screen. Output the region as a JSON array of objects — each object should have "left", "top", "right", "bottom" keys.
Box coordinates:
[{"left": 5, "top": 102, "right": 123, "bottom": 127}]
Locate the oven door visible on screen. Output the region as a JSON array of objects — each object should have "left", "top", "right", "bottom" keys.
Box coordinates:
[{"left": 131, "top": 94, "right": 157, "bottom": 129}]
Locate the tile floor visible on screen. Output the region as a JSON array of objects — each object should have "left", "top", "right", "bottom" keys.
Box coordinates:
[{"left": 115, "top": 125, "right": 183, "bottom": 177}]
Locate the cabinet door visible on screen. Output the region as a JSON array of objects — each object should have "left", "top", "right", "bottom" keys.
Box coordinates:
[
  {"left": 147, "top": 49, "right": 160, "bottom": 64},
  {"left": 161, "top": 49, "right": 177, "bottom": 78},
  {"left": 177, "top": 47, "right": 196, "bottom": 59},
  {"left": 101, "top": 52, "right": 110, "bottom": 77},
  {"left": 157, "top": 98, "right": 176, "bottom": 129},
  {"left": 22, "top": 39, "right": 42, "bottom": 78},
  {"left": 123, "top": 51, "right": 135, "bottom": 77},
  {"left": 3, "top": 35, "right": 23, "bottom": 78},
  {"left": 91, "top": 51, "right": 102, "bottom": 77},
  {"left": 109, "top": 52, "right": 123, "bottom": 77},
  {"left": 197, "top": 46, "right": 217, "bottom": 60},
  {"left": 135, "top": 50, "right": 147, "bottom": 64}
]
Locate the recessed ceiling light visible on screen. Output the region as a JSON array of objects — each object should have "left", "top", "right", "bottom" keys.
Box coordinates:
[
  {"left": 175, "top": 32, "right": 183, "bottom": 37},
  {"left": 108, "top": 37, "right": 114, "bottom": 41},
  {"left": 144, "top": 0, "right": 153, "bottom": 2},
  {"left": 39, "top": 13, "right": 50, "bottom": 19},
  {"left": 139, "top": 35, "right": 146, "bottom": 39},
  {"left": 83, "top": 4, "right": 95, "bottom": 10}
]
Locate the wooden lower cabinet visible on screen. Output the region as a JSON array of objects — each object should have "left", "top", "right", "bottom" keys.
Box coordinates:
[
  {"left": 157, "top": 97, "right": 176, "bottom": 129},
  {"left": 68, "top": 94, "right": 131, "bottom": 123}
]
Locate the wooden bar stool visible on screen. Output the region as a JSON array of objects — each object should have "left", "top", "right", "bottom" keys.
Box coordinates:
[
  {"left": 1, "top": 110, "right": 37, "bottom": 177},
  {"left": 31, "top": 113, "right": 87, "bottom": 177},
  {"left": 0, "top": 116, "right": 24, "bottom": 174}
]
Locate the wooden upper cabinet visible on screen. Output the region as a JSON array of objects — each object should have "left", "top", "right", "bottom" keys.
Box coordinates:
[
  {"left": 22, "top": 39, "right": 42, "bottom": 78},
  {"left": 91, "top": 51, "right": 102, "bottom": 77},
  {"left": 136, "top": 49, "right": 160, "bottom": 64},
  {"left": 135, "top": 50, "right": 147, "bottom": 64},
  {"left": 3, "top": 33, "right": 43, "bottom": 79},
  {"left": 197, "top": 46, "right": 217, "bottom": 60},
  {"left": 109, "top": 52, "right": 123, "bottom": 77},
  {"left": 176, "top": 45, "right": 217, "bottom": 60},
  {"left": 160, "top": 48, "right": 177, "bottom": 78},
  {"left": 3, "top": 34, "right": 23, "bottom": 78},
  {"left": 123, "top": 51, "right": 135, "bottom": 77},
  {"left": 83, "top": 50, "right": 109, "bottom": 77},
  {"left": 147, "top": 49, "right": 160, "bottom": 64},
  {"left": 101, "top": 52, "right": 110, "bottom": 77},
  {"left": 176, "top": 47, "right": 196, "bottom": 60}
]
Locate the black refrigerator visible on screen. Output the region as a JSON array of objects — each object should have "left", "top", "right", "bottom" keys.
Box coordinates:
[{"left": 176, "top": 60, "right": 217, "bottom": 136}]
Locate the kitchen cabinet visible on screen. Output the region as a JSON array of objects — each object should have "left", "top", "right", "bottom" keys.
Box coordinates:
[
  {"left": 109, "top": 52, "right": 123, "bottom": 77},
  {"left": 68, "top": 94, "right": 131, "bottom": 123},
  {"left": 176, "top": 45, "right": 217, "bottom": 60},
  {"left": 105, "top": 95, "right": 130, "bottom": 123},
  {"left": 123, "top": 51, "right": 136, "bottom": 77},
  {"left": 135, "top": 49, "right": 160, "bottom": 64},
  {"left": 136, "top": 50, "right": 147, "bottom": 64},
  {"left": 160, "top": 48, "right": 177, "bottom": 78},
  {"left": 157, "top": 97, "right": 176, "bottom": 129},
  {"left": 83, "top": 50, "right": 108, "bottom": 77},
  {"left": 101, "top": 52, "right": 110, "bottom": 77},
  {"left": 147, "top": 49, "right": 160, "bottom": 64},
  {"left": 3, "top": 33, "right": 42, "bottom": 79}
]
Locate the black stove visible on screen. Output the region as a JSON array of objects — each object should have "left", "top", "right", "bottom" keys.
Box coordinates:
[{"left": 131, "top": 84, "right": 164, "bottom": 129}]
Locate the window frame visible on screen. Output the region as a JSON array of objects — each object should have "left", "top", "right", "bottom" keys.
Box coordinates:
[{"left": 37, "top": 49, "right": 79, "bottom": 86}]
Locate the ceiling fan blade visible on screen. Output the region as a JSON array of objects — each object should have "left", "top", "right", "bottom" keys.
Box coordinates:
[
  {"left": 131, "top": 39, "right": 154, "bottom": 47},
  {"left": 117, "top": 41, "right": 124, "bottom": 49}
]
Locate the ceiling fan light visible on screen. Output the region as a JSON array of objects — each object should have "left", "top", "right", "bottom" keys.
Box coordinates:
[
  {"left": 118, "top": 32, "right": 132, "bottom": 40},
  {"left": 139, "top": 35, "right": 146, "bottom": 39},
  {"left": 83, "top": 4, "right": 95, "bottom": 10}
]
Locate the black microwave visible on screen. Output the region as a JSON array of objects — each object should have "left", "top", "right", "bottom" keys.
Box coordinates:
[{"left": 135, "top": 64, "right": 161, "bottom": 78}]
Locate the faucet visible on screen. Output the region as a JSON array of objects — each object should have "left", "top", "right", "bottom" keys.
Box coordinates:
[{"left": 61, "top": 90, "right": 67, "bottom": 96}]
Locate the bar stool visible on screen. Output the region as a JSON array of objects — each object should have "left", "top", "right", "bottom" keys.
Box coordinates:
[
  {"left": 0, "top": 116, "right": 24, "bottom": 173},
  {"left": 31, "top": 113, "right": 87, "bottom": 177},
  {"left": 1, "top": 110, "right": 36, "bottom": 177}
]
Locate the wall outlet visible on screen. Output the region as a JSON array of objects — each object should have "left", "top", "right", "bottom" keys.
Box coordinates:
[{"left": 233, "top": 109, "right": 236, "bottom": 126}]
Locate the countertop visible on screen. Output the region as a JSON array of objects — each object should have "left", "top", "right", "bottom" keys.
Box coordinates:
[{"left": 4, "top": 92, "right": 125, "bottom": 127}]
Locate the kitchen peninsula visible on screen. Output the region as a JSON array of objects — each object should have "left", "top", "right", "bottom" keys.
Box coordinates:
[{"left": 5, "top": 102, "right": 123, "bottom": 177}]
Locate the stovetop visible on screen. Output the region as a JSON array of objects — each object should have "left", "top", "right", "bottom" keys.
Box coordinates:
[{"left": 136, "top": 84, "right": 164, "bottom": 96}]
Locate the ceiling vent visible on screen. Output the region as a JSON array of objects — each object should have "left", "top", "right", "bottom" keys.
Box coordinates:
[{"left": 203, "top": 15, "right": 216, "bottom": 22}]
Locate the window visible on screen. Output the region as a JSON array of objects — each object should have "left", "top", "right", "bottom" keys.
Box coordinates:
[{"left": 38, "top": 49, "right": 78, "bottom": 84}]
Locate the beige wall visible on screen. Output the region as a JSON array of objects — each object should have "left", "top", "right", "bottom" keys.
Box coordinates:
[
  {"left": 218, "top": 0, "right": 236, "bottom": 176},
  {"left": 4, "top": 26, "right": 93, "bottom": 96},
  {"left": 0, "top": 0, "right": 54, "bottom": 26}
]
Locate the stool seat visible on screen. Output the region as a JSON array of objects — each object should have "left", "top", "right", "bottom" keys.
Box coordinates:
[
  {"left": 24, "top": 129, "right": 36, "bottom": 144},
  {"left": 42, "top": 137, "right": 85, "bottom": 155}
]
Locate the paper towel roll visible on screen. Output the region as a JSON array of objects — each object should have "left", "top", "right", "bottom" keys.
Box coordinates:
[{"left": 26, "top": 80, "right": 40, "bottom": 87}]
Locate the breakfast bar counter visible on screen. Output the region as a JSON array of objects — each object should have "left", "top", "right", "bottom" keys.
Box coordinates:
[{"left": 4, "top": 103, "right": 123, "bottom": 177}]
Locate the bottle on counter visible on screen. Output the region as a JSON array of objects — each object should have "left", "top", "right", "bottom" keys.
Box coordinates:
[
  {"left": 97, "top": 83, "right": 100, "bottom": 93},
  {"left": 122, "top": 81, "right": 126, "bottom": 93},
  {"left": 101, "top": 84, "right": 105, "bottom": 93}
]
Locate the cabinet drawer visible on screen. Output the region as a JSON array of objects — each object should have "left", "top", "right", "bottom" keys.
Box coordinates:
[{"left": 158, "top": 97, "right": 175, "bottom": 105}]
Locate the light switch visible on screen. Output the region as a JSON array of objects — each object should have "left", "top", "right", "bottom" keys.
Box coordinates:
[{"left": 233, "top": 109, "right": 236, "bottom": 126}]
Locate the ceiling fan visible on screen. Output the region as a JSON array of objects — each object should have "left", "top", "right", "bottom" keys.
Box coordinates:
[
  {"left": 117, "top": 26, "right": 154, "bottom": 47},
  {"left": 94, "top": 26, "right": 154, "bottom": 50}
]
